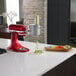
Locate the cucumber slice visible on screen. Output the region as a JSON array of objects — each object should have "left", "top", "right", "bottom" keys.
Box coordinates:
[{"left": 63, "top": 45, "right": 71, "bottom": 49}]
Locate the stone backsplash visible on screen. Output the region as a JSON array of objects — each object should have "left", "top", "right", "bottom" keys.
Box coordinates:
[{"left": 23, "top": 0, "right": 47, "bottom": 43}]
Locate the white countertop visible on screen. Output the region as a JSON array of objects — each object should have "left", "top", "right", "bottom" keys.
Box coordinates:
[{"left": 0, "top": 38, "right": 76, "bottom": 76}]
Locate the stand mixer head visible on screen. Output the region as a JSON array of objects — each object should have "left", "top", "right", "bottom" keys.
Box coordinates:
[{"left": 7, "top": 24, "right": 29, "bottom": 52}]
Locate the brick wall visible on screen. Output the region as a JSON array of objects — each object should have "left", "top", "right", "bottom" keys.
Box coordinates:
[{"left": 23, "top": 0, "right": 47, "bottom": 43}]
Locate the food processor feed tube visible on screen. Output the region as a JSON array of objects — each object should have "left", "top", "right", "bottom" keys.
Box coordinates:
[{"left": 7, "top": 24, "right": 29, "bottom": 52}]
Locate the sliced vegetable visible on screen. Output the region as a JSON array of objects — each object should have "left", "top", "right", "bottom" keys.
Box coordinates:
[
  {"left": 34, "top": 49, "right": 43, "bottom": 54},
  {"left": 63, "top": 45, "right": 71, "bottom": 49},
  {"left": 55, "top": 46, "right": 63, "bottom": 48}
]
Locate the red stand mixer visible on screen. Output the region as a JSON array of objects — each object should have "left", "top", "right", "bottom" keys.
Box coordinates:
[{"left": 7, "top": 24, "right": 29, "bottom": 52}]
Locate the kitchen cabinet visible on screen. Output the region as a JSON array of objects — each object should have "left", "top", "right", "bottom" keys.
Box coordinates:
[
  {"left": 42, "top": 54, "right": 76, "bottom": 76},
  {"left": 47, "top": 0, "right": 70, "bottom": 45},
  {"left": 0, "top": 28, "right": 11, "bottom": 39}
]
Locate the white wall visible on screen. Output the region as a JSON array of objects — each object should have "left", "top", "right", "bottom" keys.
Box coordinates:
[
  {"left": 6, "top": 0, "right": 19, "bottom": 25},
  {"left": 71, "top": 0, "right": 76, "bottom": 22}
]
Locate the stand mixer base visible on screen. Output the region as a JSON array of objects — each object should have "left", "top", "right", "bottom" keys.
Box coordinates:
[{"left": 7, "top": 44, "right": 29, "bottom": 52}]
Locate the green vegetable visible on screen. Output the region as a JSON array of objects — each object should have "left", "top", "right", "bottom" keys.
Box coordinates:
[
  {"left": 34, "top": 50, "right": 43, "bottom": 54},
  {"left": 63, "top": 45, "right": 71, "bottom": 49}
]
